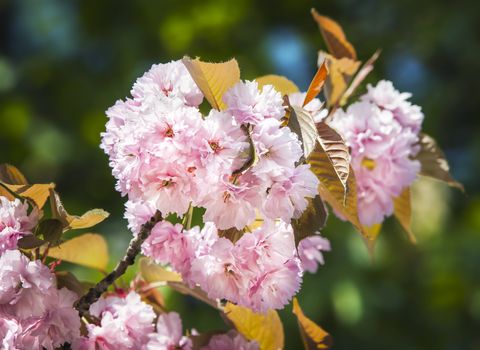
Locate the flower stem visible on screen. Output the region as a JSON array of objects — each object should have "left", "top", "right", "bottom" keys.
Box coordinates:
[{"left": 75, "top": 211, "right": 163, "bottom": 317}]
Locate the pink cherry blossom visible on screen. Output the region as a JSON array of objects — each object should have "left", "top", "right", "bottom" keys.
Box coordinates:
[
  {"left": 263, "top": 164, "right": 319, "bottom": 222},
  {"left": 0, "top": 316, "right": 21, "bottom": 350},
  {"left": 201, "top": 330, "right": 259, "bottom": 350},
  {"left": 0, "top": 197, "right": 39, "bottom": 255},
  {"left": 200, "top": 174, "right": 261, "bottom": 230},
  {"left": 223, "top": 80, "right": 285, "bottom": 125},
  {"left": 298, "top": 234, "right": 331, "bottom": 273},
  {"left": 145, "top": 312, "right": 192, "bottom": 350},
  {"left": 251, "top": 118, "right": 303, "bottom": 182},
  {"left": 190, "top": 237, "right": 246, "bottom": 303},
  {"left": 330, "top": 80, "right": 423, "bottom": 226},
  {"left": 141, "top": 221, "right": 192, "bottom": 275},
  {"left": 131, "top": 60, "right": 203, "bottom": 108},
  {"left": 361, "top": 80, "right": 424, "bottom": 133},
  {"left": 234, "top": 221, "right": 302, "bottom": 312},
  {"left": 78, "top": 291, "right": 155, "bottom": 350},
  {"left": 124, "top": 199, "right": 156, "bottom": 235},
  {"left": 0, "top": 250, "right": 81, "bottom": 350}
]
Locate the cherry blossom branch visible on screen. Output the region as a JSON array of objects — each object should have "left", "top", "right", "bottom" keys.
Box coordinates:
[{"left": 75, "top": 211, "right": 163, "bottom": 316}]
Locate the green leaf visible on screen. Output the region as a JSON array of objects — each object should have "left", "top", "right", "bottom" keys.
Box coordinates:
[
  {"left": 287, "top": 106, "right": 318, "bottom": 159},
  {"left": 45, "top": 233, "right": 109, "bottom": 270},
  {"left": 223, "top": 303, "right": 284, "bottom": 350},
  {"left": 415, "top": 133, "right": 464, "bottom": 191},
  {"left": 292, "top": 196, "right": 328, "bottom": 245},
  {"left": 255, "top": 75, "right": 299, "bottom": 96},
  {"left": 37, "top": 218, "right": 63, "bottom": 245},
  {"left": 139, "top": 257, "right": 182, "bottom": 283},
  {"left": 292, "top": 297, "right": 332, "bottom": 350},
  {"left": 182, "top": 56, "right": 240, "bottom": 110}
]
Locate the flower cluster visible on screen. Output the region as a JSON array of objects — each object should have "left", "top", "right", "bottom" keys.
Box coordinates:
[
  {"left": 0, "top": 197, "right": 38, "bottom": 255},
  {"left": 74, "top": 291, "right": 155, "bottom": 350},
  {"left": 101, "top": 60, "right": 320, "bottom": 231},
  {"left": 201, "top": 330, "right": 259, "bottom": 350},
  {"left": 142, "top": 220, "right": 303, "bottom": 313},
  {"left": 0, "top": 250, "right": 81, "bottom": 350},
  {"left": 74, "top": 290, "right": 257, "bottom": 350},
  {"left": 101, "top": 60, "right": 326, "bottom": 312},
  {"left": 330, "top": 80, "right": 424, "bottom": 226}
]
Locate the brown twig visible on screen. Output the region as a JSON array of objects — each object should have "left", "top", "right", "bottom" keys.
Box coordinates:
[
  {"left": 232, "top": 124, "right": 257, "bottom": 176},
  {"left": 75, "top": 211, "right": 163, "bottom": 316}
]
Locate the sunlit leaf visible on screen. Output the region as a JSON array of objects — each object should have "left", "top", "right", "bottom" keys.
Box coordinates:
[
  {"left": 316, "top": 166, "right": 373, "bottom": 240},
  {"left": 288, "top": 106, "right": 318, "bottom": 158},
  {"left": 307, "top": 123, "right": 350, "bottom": 204},
  {"left": 139, "top": 257, "right": 182, "bottom": 283},
  {"left": 255, "top": 75, "right": 299, "bottom": 96},
  {"left": 321, "top": 52, "right": 361, "bottom": 107},
  {"left": 311, "top": 9, "right": 357, "bottom": 60},
  {"left": 0, "top": 163, "right": 28, "bottom": 185},
  {"left": 292, "top": 298, "right": 332, "bottom": 350},
  {"left": 292, "top": 196, "right": 328, "bottom": 245},
  {"left": 2, "top": 183, "right": 54, "bottom": 208},
  {"left": 45, "top": 233, "right": 108, "bottom": 270},
  {"left": 223, "top": 303, "right": 284, "bottom": 350},
  {"left": 415, "top": 133, "right": 464, "bottom": 191},
  {"left": 340, "top": 50, "right": 381, "bottom": 105},
  {"left": 183, "top": 56, "right": 240, "bottom": 110},
  {"left": 393, "top": 187, "right": 416, "bottom": 243},
  {"left": 303, "top": 61, "right": 328, "bottom": 107},
  {"left": 317, "top": 122, "right": 349, "bottom": 190},
  {"left": 66, "top": 209, "right": 110, "bottom": 230}
]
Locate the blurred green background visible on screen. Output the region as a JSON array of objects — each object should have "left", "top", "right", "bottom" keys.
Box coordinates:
[{"left": 1, "top": 0, "right": 479, "bottom": 349}]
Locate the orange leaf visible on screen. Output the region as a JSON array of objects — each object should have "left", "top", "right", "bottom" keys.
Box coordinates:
[
  {"left": 303, "top": 61, "right": 328, "bottom": 107},
  {"left": 3, "top": 183, "right": 54, "bottom": 208},
  {"left": 311, "top": 9, "right": 357, "bottom": 60},
  {"left": 0, "top": 164, "right": 28, "bottom": 185},
  {"left": 292, "top": 298, "right": 332, "bottom": 350}
]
